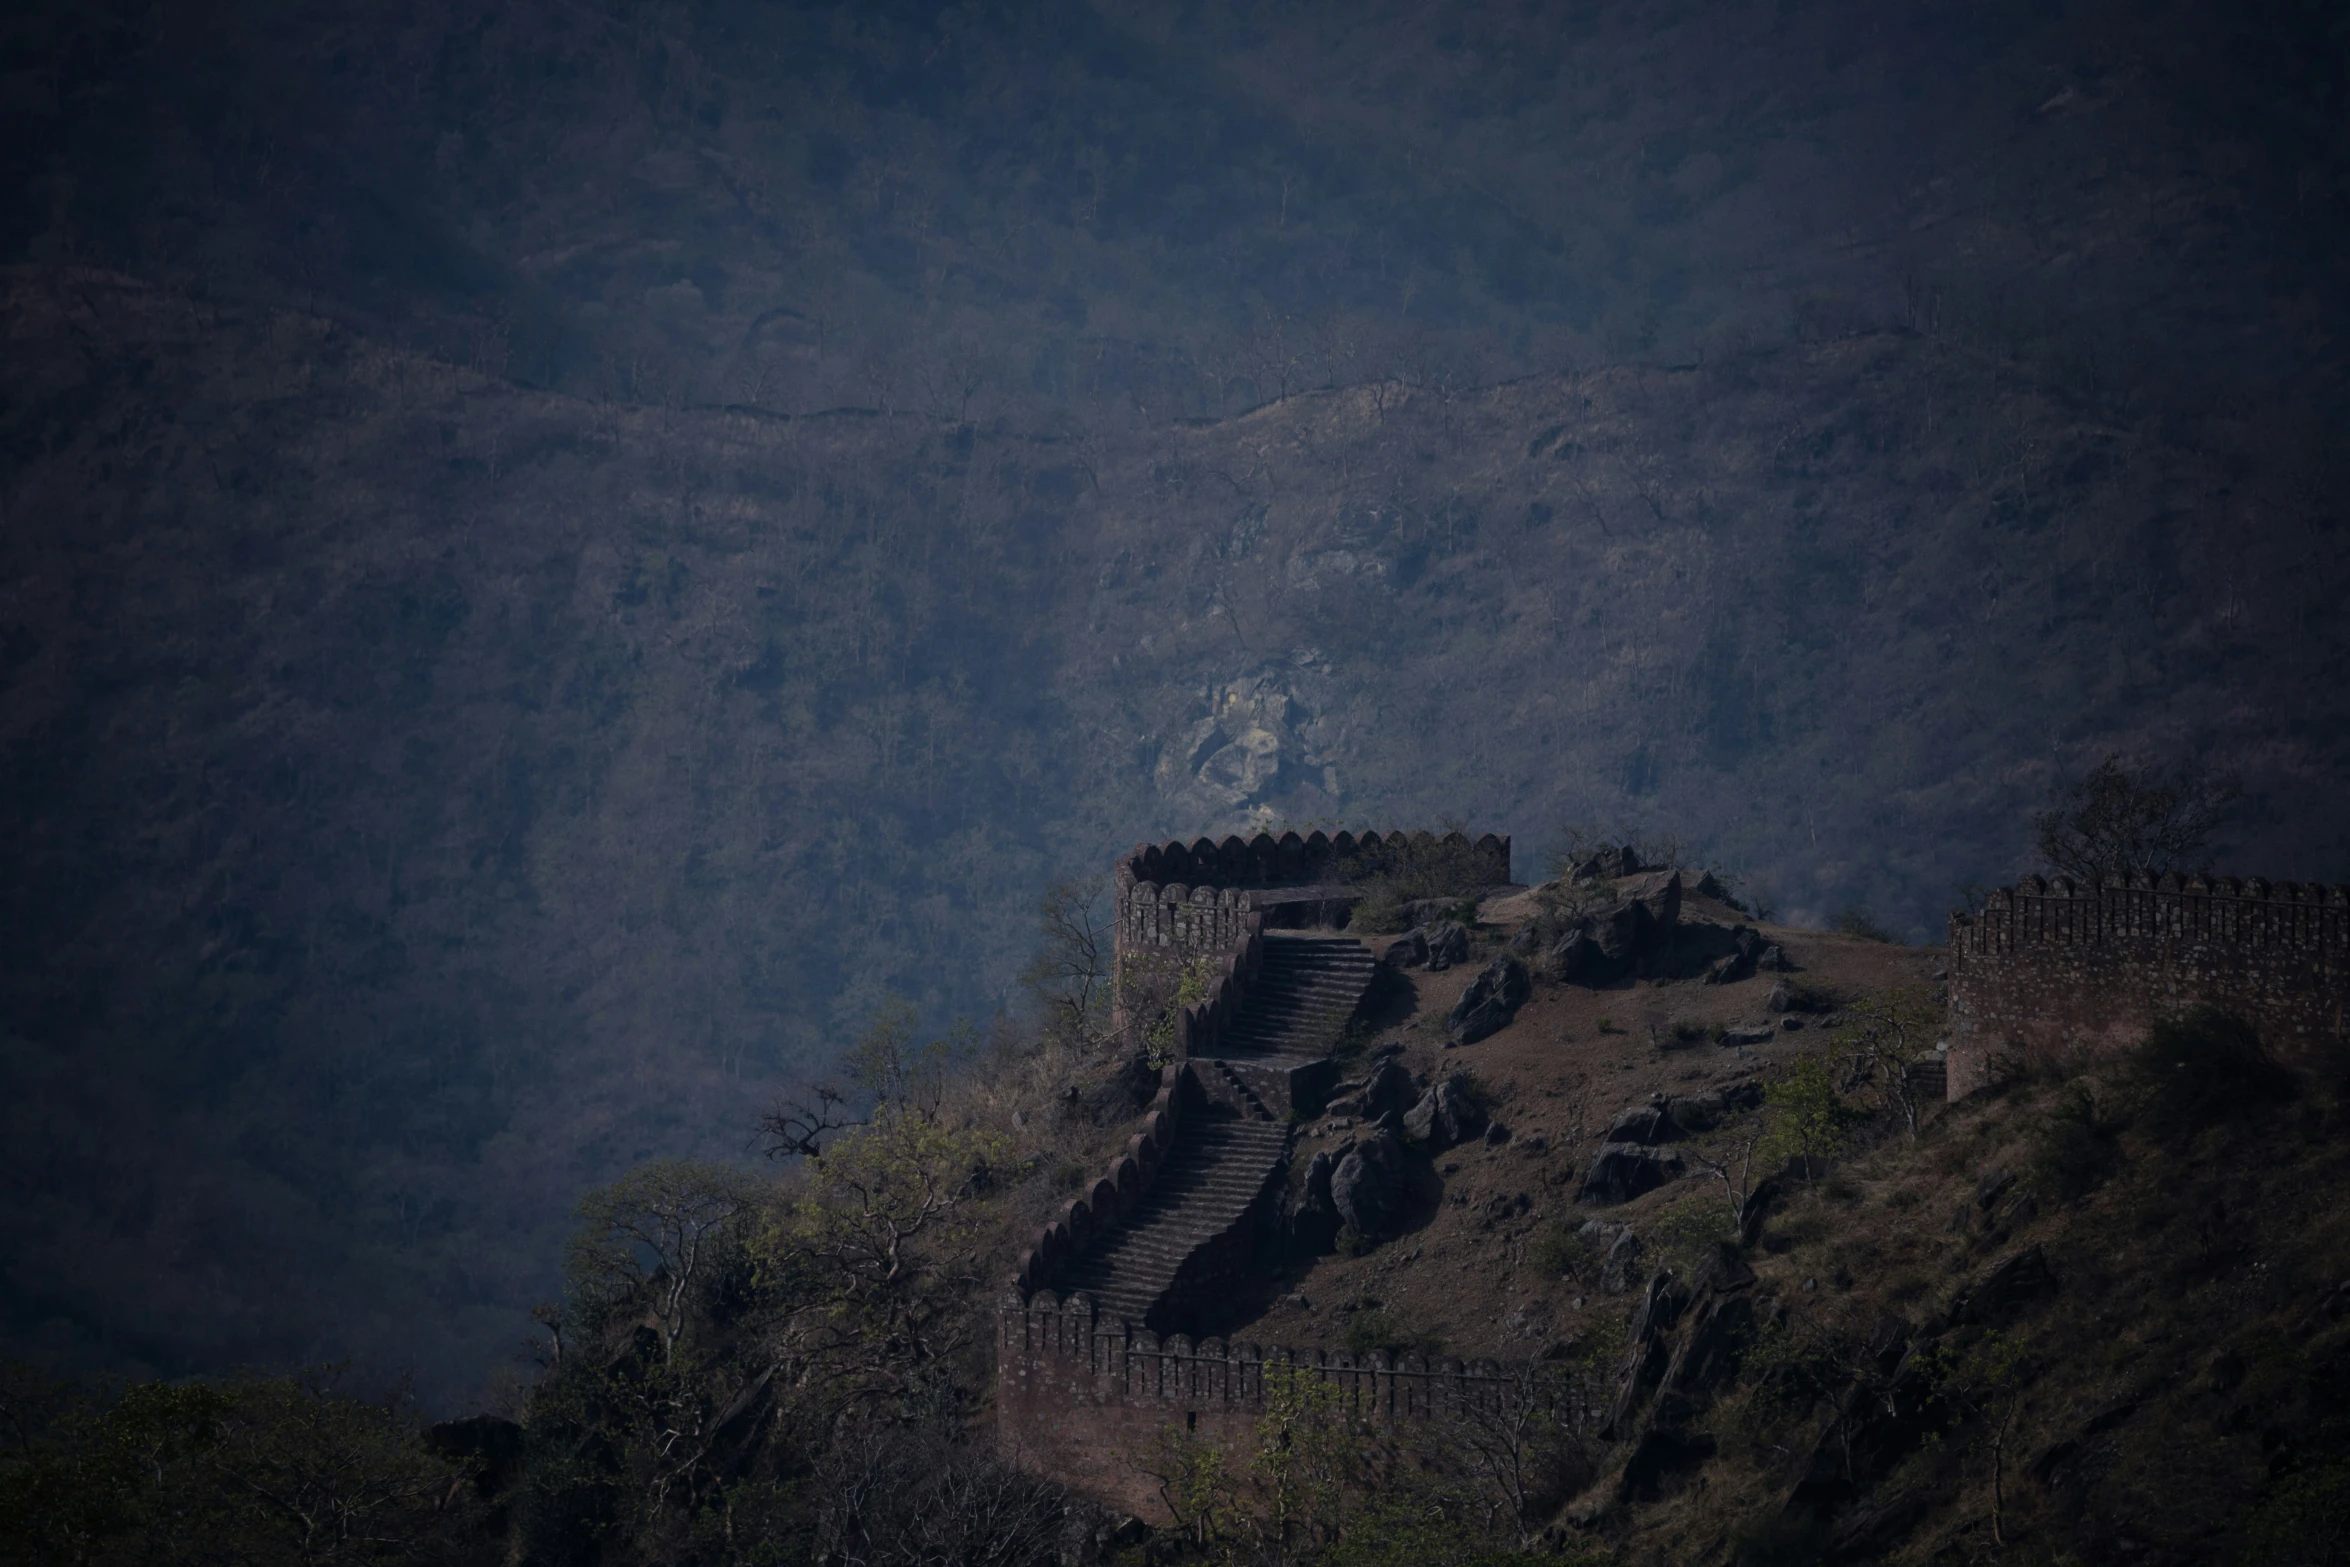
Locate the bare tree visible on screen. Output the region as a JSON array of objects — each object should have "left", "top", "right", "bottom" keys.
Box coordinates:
[
  {"left": 1691, "top": 1123, "right": 1773, "bottom": 1241},
  {"left": 2033, "top": 752, "right": 2241, "bottom": 882},
  {"left": 1017, "top": 876, "right": 1111, "bottom": 1050},
  {"left": 1440, "top": 1360, "right": 1597, "bottom": 1545},
  {"left": 760, "top": 1082, "right": 860, "bottom": 1161},
  {"left": 1836, "top": 987, "right": 1942, "bottom": 1138},
  {"left": 566, "top": 1159, "right": 760, "bottom": 1364}
]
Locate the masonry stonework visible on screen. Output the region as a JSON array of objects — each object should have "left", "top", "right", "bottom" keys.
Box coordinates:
[
  {"left": 997, "top": 1291, "right": 1520, "bottom": 1520},
  {"left": 1111, "top": 829, "right": 1511, "bottom": 1042},
  {"left": 1945, "top": 872, "right": 2350, "bottom": 1098}
]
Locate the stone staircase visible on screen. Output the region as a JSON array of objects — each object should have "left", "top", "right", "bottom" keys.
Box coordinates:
[
  {"left": 1217, "top": 935, "right": 1378, "bottom": 1063},
  {"left": 1054, "top": 935, "right": 1379, "bottom": 1331},
  {"left": 1053, "top": 1111, "right": 1292, "bottom": 1327}
]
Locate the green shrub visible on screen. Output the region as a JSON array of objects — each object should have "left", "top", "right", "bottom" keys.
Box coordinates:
[
  {"left": 1529, "top": 1222, "right": 1603, "bottom": 1280},
  {"left": 1350, "top": 880, "right": 1411, "bottom": 933},
  {"left": 2132, "top": 1006, "right": 2295, "bottom": 1140}
]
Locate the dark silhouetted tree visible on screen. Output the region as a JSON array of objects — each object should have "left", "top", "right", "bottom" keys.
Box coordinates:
[{"left": 2033, "top": 753, "right": 2240, "bottom": 882}]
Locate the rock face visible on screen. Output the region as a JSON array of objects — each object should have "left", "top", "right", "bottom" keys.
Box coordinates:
[
  {"left": 1330, "top": 1130, "right": 1407, "bottom": 1240},
  {"left": 1600, "top": 1227, "right": 1645, "bottom": 1292},
  {"left": 1359, "top": 1060, "right": 1415, "bottom": 1125},
  {"left": 1322, "top": 1058, "right": 1415, "bottom": 1124},
  {"left": 1571, "top": 845, "right": 1646, "bottom": 882},
  {"left": 1423, "top": 920, "right": 1472, "bottom": 971},
  {"left": 1447, "top": 953, "right": 1531, "bottom": 1043},
  {"left": 1382, "top": 928, "right": 1429, "bottom": 968},
  {"left": 1704, "top": 924, "right": 1767, "bottom": 985},
  {"left": 1404, "top": 1071, "right": 1486, "bottom": 1150},
  {"left": 1548, "top": 872, "right": 1683, "bottom": 986},
  {"left": 1577, "top": 1142, "right": 1687, "bottom": 1205},
  {"left": 1291, "top": 1150, "right": 1342, "bottom": 1253},
  {"left": 1605, "top": 1105, "right": 1677, "bottom": 1146},
  {"left": 1664, "top": 1081, "right": 1763, "bottom": 1131}
]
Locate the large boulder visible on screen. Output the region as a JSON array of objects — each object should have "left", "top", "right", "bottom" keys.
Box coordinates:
[
  {"left": 1605, "top": 1104, "right": 1678, "bottom": 1145},
  {"left": 1404, "top": 1071, "right": 1486, "bottom": 1150},
  {"left": 1600, "top": 1227, "right": 1645, "bottom": 1292},
  {"left": 1382, "top": 928, "right": 1429, "bottom": 968},
  {"left": 1359, "top": 1060, "right": 1415, "bottom": 1124},
  {"left": 1447, "top": 953, "right": 1532, "bottom": 1043},
  {"left": 1331, "top": 1130, "right": 1407, "bottom": 1240},
  {"left": 1663, "top": 1081, "right": 1763, "bottom": 1132},
  {"left": 1424, "top": 920, "right": 1472, "bottom": 971},
  {"left": 1572, "top": 845, "right": 1645, "bottom": 884},
  {"left": 1290, "top": 1149, "right": 1342, "bottom": 1253},
  {"left": 1549, "top": 873, "right": 1683, "bottom": 986},
  {"left": 1578, "top": 1142, "right": 1686, "bottom": 1205},
  {"left": 1703, "top": 925, "right": 1766, "bottom": 985},
  {"left": 1548, "top": 929, "right": 1613, "bottom": 985}
]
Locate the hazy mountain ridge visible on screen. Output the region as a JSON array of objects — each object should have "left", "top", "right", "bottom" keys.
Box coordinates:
[{"left": 5, "top": 263, "right": 2346, "bottom": 1398}]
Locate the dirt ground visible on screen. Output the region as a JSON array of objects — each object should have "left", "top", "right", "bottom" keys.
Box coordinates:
[{"left": 1226, "top": 887, "right": 1946, "bottom": 1359}]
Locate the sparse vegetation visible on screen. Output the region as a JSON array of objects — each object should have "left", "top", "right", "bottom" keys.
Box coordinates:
[{"left": 1833, "top": 906, "right": 1899, "bottom": 943}]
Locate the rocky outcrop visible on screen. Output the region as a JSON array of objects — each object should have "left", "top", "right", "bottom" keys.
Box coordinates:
[
  {"left": 1602, "top": 1083, "right": 1764, "bottom": 1146},
  {"left": 1703, "top": 924, "right": 1768, "bottom": 985},
  {"left": 1550, "top": 872, "right": 1683, "bottom": 986},
  {"left": 1323, "top": 1058, "right": 1414, "bottom": 1125},
  {"left": 1448, "top": 953, "right": 1532, "bottom": 1043},
  {"left": 1331, "top": 1129, "right": 1407, "bottom": 1240},
  {"left": 1291, "top": 1149, "right": 1341, "bottom": 1253},
  {"left": 1578, "top": 1142, "right": 1686, "bottom": 1205},
  {"left": 1404, "top": 1071, "right": 1486, "bottom": 1150},
  {"left": 1383, "top": 928, "right": 1429, "bottom": 968}
]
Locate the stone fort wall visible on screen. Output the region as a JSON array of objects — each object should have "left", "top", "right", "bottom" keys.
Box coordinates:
[
  {"left": 1114, "top": 829, "right": 1513, "bottom": 960},
  {"left": 997, "top": 1289, "right": 1528, "bottom": 1519},
  {"left": 1945, "top": 872, "right": 2350, "bottom": 1097}
]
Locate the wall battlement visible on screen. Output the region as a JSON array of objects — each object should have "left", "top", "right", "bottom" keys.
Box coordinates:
[
  {"left": 1112, "top": 829, "right": 1510, "bottom": 1039},
  {"left": 996, "top": 1288, "right": 1528, "bottom": 1517},
  {"left": 1011, "top": 1061, "right": 1204, "bottom": 1300},
  {"left": 1117, "top": 827, "right": 1512, "bottom": 902},
  {"left": 1945, "top": 872, "right": 2350, "bottom": 1097}
]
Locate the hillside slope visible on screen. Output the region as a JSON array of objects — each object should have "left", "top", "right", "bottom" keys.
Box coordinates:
[{"left": 1168, "top": 888, "right": 2350, "bottom": 1565}]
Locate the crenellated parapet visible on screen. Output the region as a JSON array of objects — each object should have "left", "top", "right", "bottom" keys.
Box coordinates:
[
  {"left": 1950, "top": 872, "right": 2350, "bottom": 959},
  {"left": 995, "top": 1287, "right": 1545, "bottom": 1517},
  {"left": 999, "top": 1288, "right": 1521, "bottom": 1418},
  {"left": 1116, "top": 828, "right": 1512, "bottom": 915},
  {"left": 1011, "top": 1062, "right": 1205, "bottom": 1298},
  {"left": 1111, "top": 829, "right": 1511, "bottom": 1043},
  {"left": 1944, "top": 871, "right": 2350, "bottom": 1098}
]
